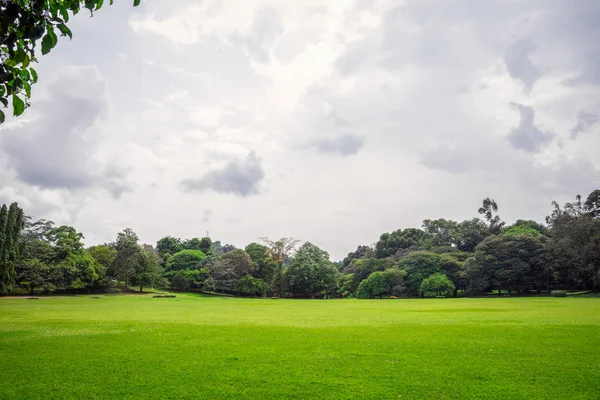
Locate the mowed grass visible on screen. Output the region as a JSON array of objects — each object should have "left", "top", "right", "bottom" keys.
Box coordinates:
[{"left": 1, "top": 295, "right": 599, "bottom": 399}]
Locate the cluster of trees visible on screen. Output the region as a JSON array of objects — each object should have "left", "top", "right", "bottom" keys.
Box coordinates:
[{"left": 1, "top": 189, "right": 599, "bottom": 298}]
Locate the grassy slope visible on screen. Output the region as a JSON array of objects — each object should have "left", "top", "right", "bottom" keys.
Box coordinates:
[{"left": 0, "top": 295, "right": 599, "bottom": 399}]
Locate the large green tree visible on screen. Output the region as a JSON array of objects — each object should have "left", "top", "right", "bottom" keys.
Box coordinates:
[
  {"left": 471, "top": 234, "right": 545, "bottom": 295},
  {"left": 245, "top": 242, "right": 276, "bottom": 283},
  {"left": 286, "top": 242, "right": 339, "bottom": 298},
  {"left": 375, "top": 228, "right": 429, "bottom": 258}
]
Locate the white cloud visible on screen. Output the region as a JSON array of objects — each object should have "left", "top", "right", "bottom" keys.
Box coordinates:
[{"left": 1, "top": 0, "right": 599, "bottom": 259}]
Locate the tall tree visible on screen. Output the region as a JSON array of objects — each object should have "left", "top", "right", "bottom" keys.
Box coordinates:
[
  {"left": 286, "top": 242, "right": 339, "bottom": 298},
  {"left": 245, "top": 242, "right": 276, "bottom": 283},
  {"left": 0, "top": 203, "right": 24, "bottom": 294},
  {"left": 111, "top": 228, "right": 143, "bottom": 289},
  {"left": 156, "top": 236, "right": 183, "bottom": 261},
  {"left": 375, "top": 228, "right": 429, "bottom": 258},
  {"left": 456, "top": 218, "right": 488, "bottom": 252},
  {"left": 421, "top": 219, "right": 460, "bottom": 247},
  {"left": 478, "top": 198, "right": 505, "bottom": 235},
  {"left": 471, "top": 234, "right": 544, "bottom": 296},
  {"left": 260, "top": 237, "right": 300, "bottom": 295}
]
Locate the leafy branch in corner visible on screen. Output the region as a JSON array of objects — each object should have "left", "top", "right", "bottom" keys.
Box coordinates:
[{"left": 0, "top": 0, "right": 141, "bottom": 124}]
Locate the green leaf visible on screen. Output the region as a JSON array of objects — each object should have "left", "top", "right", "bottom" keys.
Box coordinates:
[
  {"left": 4, "top": 58, "right": 18, "bottom": 67},
  {"left": 24, "top": 82, "right": 31, "bottom": 98},
  {"left": 96, "top": 0, "right": 104, "bottom": 10},
  {"left": 41, "top": 34, "right": 53, "bottom": 55},
  {"left": 134, "top": 0, "right": 140, "bottom": 6},
  {"left": 48, "top": 27, "right": 58, "bottom": 47},
  {"left": 57, "top": 24, "right": 73, "bottom": 39},
  {"left": 60, "top": 7, "right": 70, "bottom": 22},
  {"left": 30, "top": 68, "right": 38, "bottom": 84},
  {"left": 0, "top": 110, "right": 5, "bottom": 124},
  {"left": 12, "top": 95, "right": 25, "bottom": 116},
  {"left": 20, "top": 68, "right": 30, "bottom": 81},
  {"left": 0, "top": 85, "right": 5, "bottom": 98}
]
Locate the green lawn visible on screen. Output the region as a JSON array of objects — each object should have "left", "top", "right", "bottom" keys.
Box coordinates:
[{"left": 1, "top": 295, "right": 599, "bottom": 399}]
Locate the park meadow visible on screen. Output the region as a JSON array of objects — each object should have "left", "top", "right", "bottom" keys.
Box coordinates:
[{"left": 1, "top": 294, "right": 599, "bottom": 399}]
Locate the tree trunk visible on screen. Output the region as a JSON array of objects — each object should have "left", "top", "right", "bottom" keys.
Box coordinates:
[
  {"left": 498, "top": 288, "right": 501, "bottom": 296},
  {"left": 29, "top": 286, "right": 35, "bottom": 295},
  {"left": 508, "top": 288, "right": 512, "bottom": 296},
  {"left": 453, "top": 288, "right": 458, "bottom": 297},
  {"left": 139, "top": 286, "right": 143, "bottom": 293}
]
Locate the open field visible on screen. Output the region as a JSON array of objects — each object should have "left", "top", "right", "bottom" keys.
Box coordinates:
[{"left": 1, "top": 295, "right": 599, "bottom": 399}]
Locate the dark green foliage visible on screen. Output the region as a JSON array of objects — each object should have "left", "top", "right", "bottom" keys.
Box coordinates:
[
  {"left": 236, "top": 275, "right": 267, "bottom": 297},
  {"left": 398, "top": 251, "right": 442, "bottom": 296},
  {"left": 342, "top": 245, "right": 375, "bottom": 267},
  {"left": 0, "top": 203, "right": 24, "bottom": 294},
  {"left": 343, "top": 257, "right": 394, "bottom": 295},
  {"left": 382, "top": 268, "right": 407, "bottom": 297},
  {"left": 456, "top": 218, "right": 488, "bottom": 252},
  {"left": 470, "top": 234, "right": 545, "bottom": 295},
  {"left": 375, "top": 228, "right": 430, "bottom": 258},
  {"left": 245, "top": 242, "right": 276, "bottom": 282},
  {"left": 286, "top": 242, "right": 339, "bottom": 298},
  {"left": 156, "top": 236, "right": 183, "bottom": 260},
  {"left": 168, "top": 270, "right": 191, "bottom": 292},
  {"left": 421, "top": 219, "right": 460, "bottom": 247},
  {"left": 0, "top": 0, "right": 140, "bottom": 121},
  {"left": 182, "top": 237, "right": 213, "bottom": 255},
  {"left": 551, "top": 290, "right": 567, "bottom": 297}
]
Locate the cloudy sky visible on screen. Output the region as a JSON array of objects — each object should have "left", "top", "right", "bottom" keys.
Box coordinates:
[{"left": 1, "top": 0, "right": 599, "bottom": 260}]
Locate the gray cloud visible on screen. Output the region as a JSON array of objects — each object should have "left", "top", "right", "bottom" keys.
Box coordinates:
[
  {"left": 0, "top": 66, "right": 115, "bottom": 190},
  {"left": 507, "top": 103, "right": 554, "bottom": 152},
  {"left": 242, "top": 7, "right": 283, "bottom": 62},
  {"left": 504, "top": 39, "right": 541, "bottom": 91},
  {"left": 315, "top": 134, "right": 365, "bottom": 156},
  {"left": 571, "top": 111, "right": 600, "bottom": 139},
  {"left": 181, "top": 152, "right": 265, "bottom": 197}
]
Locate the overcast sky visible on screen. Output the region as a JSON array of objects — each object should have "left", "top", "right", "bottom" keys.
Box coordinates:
[{"left": 1, "top": 0, "right": 599, "bottom": 260}]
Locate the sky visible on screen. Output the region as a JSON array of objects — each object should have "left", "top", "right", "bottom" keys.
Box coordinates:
[{"left": 1, "top": 0, "right": 599, "bottom": 260}]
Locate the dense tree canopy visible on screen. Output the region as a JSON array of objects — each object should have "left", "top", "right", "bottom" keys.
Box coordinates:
[{"left": 2, "top": 190, "right": 600, "bottom": 298}]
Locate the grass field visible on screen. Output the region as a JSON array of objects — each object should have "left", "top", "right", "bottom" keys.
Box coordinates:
[{"left": 1, "top": 295, "right": 599, "bottom": 399}]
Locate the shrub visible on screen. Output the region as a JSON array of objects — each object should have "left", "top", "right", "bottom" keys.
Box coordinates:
[
  {"left": 27, "top": 297, "right": 39, "bottom": 300},
  {"left": 152, "top": 295, "right": 176, "bottom": 298},
  {"left": 551, "top": 290, "right": 567, "bottom": 297}
]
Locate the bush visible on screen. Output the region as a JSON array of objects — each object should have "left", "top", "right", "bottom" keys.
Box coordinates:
[
  {"left": 153, "top": 295, "right": 176, "bottom": 298},
  {"left": 551, "top": 290, "right": 567, "bottom": 297},
  {"left": 27, "top": 297, "right": 39, "bottom": 300}
]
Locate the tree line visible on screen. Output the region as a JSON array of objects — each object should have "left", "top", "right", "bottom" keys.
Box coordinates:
[{"left": 0, "top": 189, "right": 599, "bottom": 298}]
